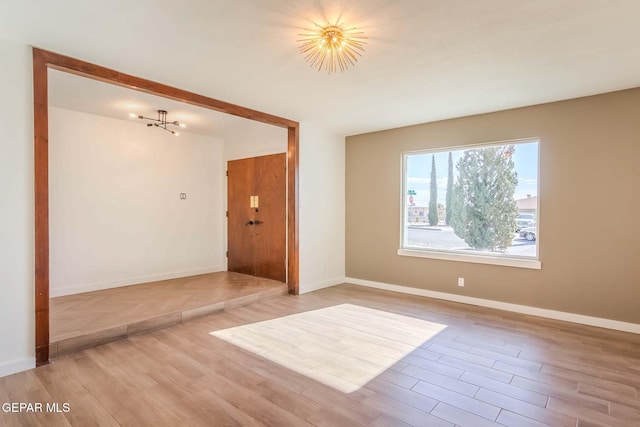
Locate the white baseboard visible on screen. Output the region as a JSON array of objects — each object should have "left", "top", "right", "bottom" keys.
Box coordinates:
[
  {"left": 0, "top": 357, "right": 35, "bottom": 378},
  {"left": 345, "top": 277, "right": 640, "bottom": 334},
  {"left": 51, "top": 266, "right": 225, "bottom": 297},
  {"left": 300, "top": 277, "right": 344, "bottom": 294}
]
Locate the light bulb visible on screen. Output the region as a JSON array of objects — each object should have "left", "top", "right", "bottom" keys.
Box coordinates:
[
  {"left": 128, "top": 113, "right": 137, "bottom": 118},
  {"left": 179, "top": 123, "right": 186, "bottom": 128}
]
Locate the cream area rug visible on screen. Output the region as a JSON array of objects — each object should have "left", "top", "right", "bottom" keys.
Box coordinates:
[{"left": 210, "top": 304, "right": 447, "bottom": 393}]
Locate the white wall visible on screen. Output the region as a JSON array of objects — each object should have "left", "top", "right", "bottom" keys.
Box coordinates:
[
  {"left": 298, "top": 123, "right": 346, "bottom": 293},
  {"left": 0, "top": 38, "right": 35, "bottom": 377},
  {"left": 223, "top": 121, "right": 287, "bottom": 161},
  {"left": 49, "top": 107, "right": 226, "bottom": 296},
  {"left": 0, "top": 37, "right": 348, "bottom": 377}
]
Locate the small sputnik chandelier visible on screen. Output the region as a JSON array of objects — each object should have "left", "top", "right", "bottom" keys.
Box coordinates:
[
  {"left": 298, "top": 22, "right": 367, "bottom": 74},
  {"left": 129, "top": 110, "right": 186, "bottom": 136}
]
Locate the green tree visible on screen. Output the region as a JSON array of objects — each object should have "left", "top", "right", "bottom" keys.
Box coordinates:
[
  {"left": 428, "top": 155, "right": 438, "bottom": 226},
  {"left": 450, "top": 145, "right": 518, "bottom": 251},
  {"left": 445, "top": 151, "right": 453, "bottom": 225}
]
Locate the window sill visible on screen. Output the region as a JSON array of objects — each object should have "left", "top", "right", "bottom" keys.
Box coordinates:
[{"left": 397, "top": 248, "right": 541, "bottom": 270}]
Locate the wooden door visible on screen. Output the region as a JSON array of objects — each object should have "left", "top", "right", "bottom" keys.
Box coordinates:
[{"left": 227, "top": 153, "right": 286, "bottom": 282}]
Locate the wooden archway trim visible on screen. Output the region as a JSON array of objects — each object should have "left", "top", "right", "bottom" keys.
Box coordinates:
[{"left": 32, "top": 48, "right": 300, "bottom": 365}]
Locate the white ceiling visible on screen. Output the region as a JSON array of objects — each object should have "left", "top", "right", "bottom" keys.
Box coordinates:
[
  {"left": 48, "top": 69, "right": 275, "bottom": 140},
  {"left": 2, "top": 0, "right": 640, "bottom": 137}
]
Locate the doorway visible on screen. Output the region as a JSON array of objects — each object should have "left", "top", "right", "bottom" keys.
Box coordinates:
[
  {"left": 228, "top": 154, "right": 287, "bottom": 282},
  {"left": 32, "top": 48, "right": 299, "bottom": 365}
]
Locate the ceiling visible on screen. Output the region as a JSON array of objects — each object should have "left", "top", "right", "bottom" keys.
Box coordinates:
[
  {"left": 48, "top": 69, "right": 277, "bottom": 140},
  {"left": 2, "top": 0, "right": 640, "bottom": 137}
]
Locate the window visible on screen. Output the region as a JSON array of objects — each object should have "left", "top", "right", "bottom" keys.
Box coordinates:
[{"left": 399, "top": 139, "right": 540, "bottom": 269}]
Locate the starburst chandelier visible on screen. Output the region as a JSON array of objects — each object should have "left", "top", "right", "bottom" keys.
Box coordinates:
[{"left": 298, "top": 22, "right": 367, "bottom": 74}]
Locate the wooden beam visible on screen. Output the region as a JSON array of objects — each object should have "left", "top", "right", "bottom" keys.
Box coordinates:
[
  {"left": 33, "top": 48, "right": 50, "bottom": 365},
  {"left": 287, "top": 126, "right": 300, "bottom": 295},
  {"left": 39, "top": 49, "right": 297, "bottom": 129},
  {"left": 32, "top": 47, "right": 300, "bottom": 365}
]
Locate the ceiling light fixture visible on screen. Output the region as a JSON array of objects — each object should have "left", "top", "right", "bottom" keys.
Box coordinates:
[
  {"left": 298, "top": 22, "right": 367, "bottom": 74},
  {"left": 130, "top": 110, "right": 186, "bottom": 136}
]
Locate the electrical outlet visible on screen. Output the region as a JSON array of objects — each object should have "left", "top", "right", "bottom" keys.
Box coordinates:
[{"left": 458, "top": 277, "right": 465, "bottom": 287}]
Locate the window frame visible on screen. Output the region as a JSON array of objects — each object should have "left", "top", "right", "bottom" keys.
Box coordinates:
[{"left": 399, "top": 137, "right": 541, "bottom": 270}]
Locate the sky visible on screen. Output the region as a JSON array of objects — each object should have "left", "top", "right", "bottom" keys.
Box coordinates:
[{"left": 405, "top": 140, "right": 539, "bottom": 207}]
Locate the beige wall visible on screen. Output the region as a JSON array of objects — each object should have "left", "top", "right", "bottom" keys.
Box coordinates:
[{"left": 346, "top": 88, "right": 640, "bottom": 324}]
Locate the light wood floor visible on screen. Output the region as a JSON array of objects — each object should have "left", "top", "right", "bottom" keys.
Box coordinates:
[
  {"left": 3, "top": 284, "right": 640, "bottom": 426},
  {"left": 49, "top": 271, "right": 287, "bottom": 357}
]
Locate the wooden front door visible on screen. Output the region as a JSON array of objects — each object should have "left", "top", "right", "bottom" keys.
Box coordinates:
[{"left": 227, "top": 153, "right": 286, "bottom": 282}]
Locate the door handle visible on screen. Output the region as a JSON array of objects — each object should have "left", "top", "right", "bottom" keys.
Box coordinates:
[{"left": 246, "top": 220, "right": 255, "bottom": 225}]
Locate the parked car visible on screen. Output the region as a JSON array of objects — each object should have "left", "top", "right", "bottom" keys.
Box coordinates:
[
  {"left": 519, "top": 226, "right": 536, "bottom": 241},
  {"left": 515, "top": 213, "right": 536, "bottom": 232}
]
